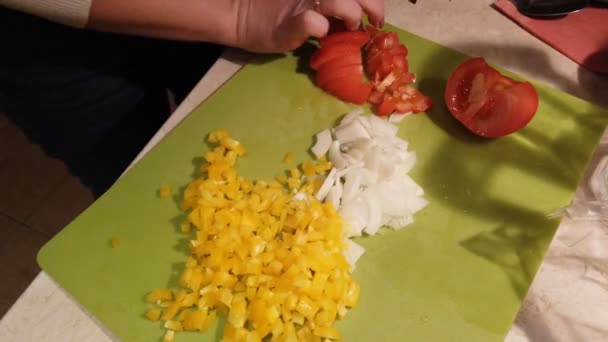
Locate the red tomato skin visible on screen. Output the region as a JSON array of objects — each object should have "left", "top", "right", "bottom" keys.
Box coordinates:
[
  {"left": 445, "top": 57, "right": 539, "bottom": 138},
  {"left": 322, "top": 77, "right": 372, "bottom": 105},
  {"left": 376, "top": 95, "right": 397, "bottom": 116},
  {"left": 318, "top": 53, "right": 362, "bottom": 71},
  {"left": 310, "top": 44, "right": 361, "bottom": 70},
  {"left": 316, "top": 64, "right": 363, "bottom": 89},
  {"left": 320, "top": 31, "right": 371, "bottom": 48}
]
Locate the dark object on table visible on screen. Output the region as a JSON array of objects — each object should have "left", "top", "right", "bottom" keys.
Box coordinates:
[
  {"left": 515, "top": 0, "right": 607, "bottom": 17},
  {"left": 495, "top": 0, "right": 608, "bottom": 74}
]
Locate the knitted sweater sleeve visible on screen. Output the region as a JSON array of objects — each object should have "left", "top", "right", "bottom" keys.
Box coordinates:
[{"left": 0, "top": 0, "right": 92, "bottom": 28}]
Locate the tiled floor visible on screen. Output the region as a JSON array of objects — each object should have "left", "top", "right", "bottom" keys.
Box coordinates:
[{"left": 0, "top": 112, "right": 94, "bottom": 318}]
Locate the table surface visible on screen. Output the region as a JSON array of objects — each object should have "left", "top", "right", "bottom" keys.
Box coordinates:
[{"left": 2, "top": 1, "right": 608, "bottom": 341}]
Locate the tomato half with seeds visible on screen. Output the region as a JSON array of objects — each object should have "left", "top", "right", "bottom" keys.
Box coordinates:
[{"left": 445, "top": 57, "right": 539, "bottom": 138}]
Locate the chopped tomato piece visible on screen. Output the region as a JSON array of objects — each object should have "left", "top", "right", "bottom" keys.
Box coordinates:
[
  {"left": 310, "top": 28, "right": 433, "bottom": 117},
  {"left": 376, "top": 95, "right": 397, "bottom": 116},
  {"left": 368, "top": 90, "right": 384, "bottom": 105}
]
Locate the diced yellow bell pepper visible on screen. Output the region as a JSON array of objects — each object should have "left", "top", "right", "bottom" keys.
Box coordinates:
[
  {"left": 159, "top": 185, "right": 172, "bottom": 199},
  {"left": 282, "top": 152, "right": 293, "bottom": 165},
  {"left": 146, "top": 130, "right": 359, "bottom": 342},
  {"left": 145, "top": 308, "right": 161, "bottom": 321}
]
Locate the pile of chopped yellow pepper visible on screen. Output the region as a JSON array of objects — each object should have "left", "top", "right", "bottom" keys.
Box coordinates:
[{"left": 146, "top": 129, "right": 359, "bottom": 342}]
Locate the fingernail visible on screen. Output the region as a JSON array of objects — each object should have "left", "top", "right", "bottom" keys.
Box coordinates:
[{"left": 349, "top": 21, "right": 361, "bottom": 31}]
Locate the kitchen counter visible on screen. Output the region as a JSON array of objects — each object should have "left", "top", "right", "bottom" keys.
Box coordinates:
[{"left": 2, "top": 1, "right": 607, "bottom": 340}]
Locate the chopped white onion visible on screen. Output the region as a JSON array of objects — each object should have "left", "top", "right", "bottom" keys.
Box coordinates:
[
  {"left": 312, "top": 109, "right": 428, "bottom": 268},
  {"left": 333, "top": 119, "right": 370, "bottom": 144},
  {"left": 339, "top": 197, "right": 368, "bottom": 237},
  {"left": 338, "top": 108, "right": 364, "bottom": 128},
  {"left": 343, "top": 239, "right": 365, "bottom": 270},
  {"left": 328, "top": 140, "right": 347, "bottom": 170},
  {"left": 363, "top": 189, "right": 383, "bottom": 235},
  {"left": 325, "top": 179, "right": 343, "bottom": 209},
  {"left": 342, "top": 170, "right": 362, "bottom": 203},
  {"left": 311, "top": 129, "right": 332, "bottom": 158},
  {"left": 315, "top": 168, "right": 337, "bottom": 201}
]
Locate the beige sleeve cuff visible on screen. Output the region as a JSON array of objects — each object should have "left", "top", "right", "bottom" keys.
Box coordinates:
[{"left": 0, "top": 0, "right": 92, "bottom": 28}]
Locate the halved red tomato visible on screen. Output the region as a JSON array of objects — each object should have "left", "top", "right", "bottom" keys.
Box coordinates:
[
  {"left": 445, "top": 57, "right": 539, "bottom": 138},
  {"left": 316, "top": 64, "right": 363, "bottom": 89},
  {"left": 310, "top": 43, "right": 361, "bottom": 70},
  {"left": 322, "top": 76, "right": 373, "bottom": 105},
  {"left": 320, "top": 31, "right": 371, "bottom": 48}
]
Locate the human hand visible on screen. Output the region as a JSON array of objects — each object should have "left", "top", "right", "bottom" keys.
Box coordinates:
[{"left": 232, "top": 0, "right": 384, "bottom": 53}]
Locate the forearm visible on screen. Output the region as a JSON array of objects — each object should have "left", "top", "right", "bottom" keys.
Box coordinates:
[
  {"left": 0, "top": 0, "right": 238, "bottom": 46},
  {"left": 87, "top": 0, "right": 238, "bottom": 45},
  {"left": 0, "top": 0, "right": 92, "bottom": 27}
]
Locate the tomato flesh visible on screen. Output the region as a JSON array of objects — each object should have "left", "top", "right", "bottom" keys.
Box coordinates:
[
  {"left": 316, "top": 64, "right": 363, "bottom": 89},
  {"left": 323, "top": 77, "right": 372, "bottom": 105},
  {"left": 445, "top": 57, "right": 539, "bottom": 138},
  {"left": 320, "top": 31, "right": 371, "bottom": 48},
  {"left": 310, "top": 43, "right": 361, "bottom": 70}
]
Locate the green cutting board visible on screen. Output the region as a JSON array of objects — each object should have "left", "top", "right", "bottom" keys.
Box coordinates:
[{"left": 38, "top": 26, "right": 608, "bottom": 342}]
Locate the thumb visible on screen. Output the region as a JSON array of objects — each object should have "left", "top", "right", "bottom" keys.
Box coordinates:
[{"left": 277, "top": 10, "right": 329, "bottom": 52}]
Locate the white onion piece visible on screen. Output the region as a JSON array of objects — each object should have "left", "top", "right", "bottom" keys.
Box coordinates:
[
  {"left": 311, "top": 129, "right": 332, "bottom": 158},
  {"left": 363, "top": 147, "right": 381, "bottom": 177},
  {"left": 333, "top": 119, "right": 370, "bottom": 144},
  {"left": 346, "top": 167, "right": 376, "bottom": 187},
  {"left": 325, "top": 180, "right": 343, "bottom": 209},
  {"left": 402, "top": 152, "right": 417, "bottom": 173},
  {"left": 313, "top": 109, "right": 428, "bottom": 267},
  {"left": 339, "top": 197, "right": 368, "bottom": 237},
  {"left": 328, "top": 141, "right": 347, "bottom": 170},
  {"left": 315, "top": 168, "right": 337, "bottom": 201},
  {"left": 369, "top": 114, "right": 399, "bottom": 137},
  {"left": 345, "top": 148, "right": 364, "bottom": 161},
  {"left": 386, "top": 215, "right": 414, "bottom": 229},
  {"left": 338, "top": 109, "right": 364, "bottom": 128},
  {"left": 349, "top": 138, "right": 373, "bottom": 151},
  {"left": 342, "top": 170, "right": 362, "bottom": 203},
  {"left": 342, "top": 153, "right": 360, "bottom": 166},
  {"left": 363, "top": 189, "right": 383, "bottom": 235},
  {"left": 343, "top": 239, "right": 365, "bottom": 270},
  {"left": 355, "top": 115, "right": 372, "bottom": 132}
]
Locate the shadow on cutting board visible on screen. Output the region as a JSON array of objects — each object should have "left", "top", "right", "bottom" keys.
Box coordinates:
[
  {"left": 293, "top": 41, "right": 318, "bottom": 84},
  {"left": 414, "top": 41, "right": 608, "bottom": 305}
]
